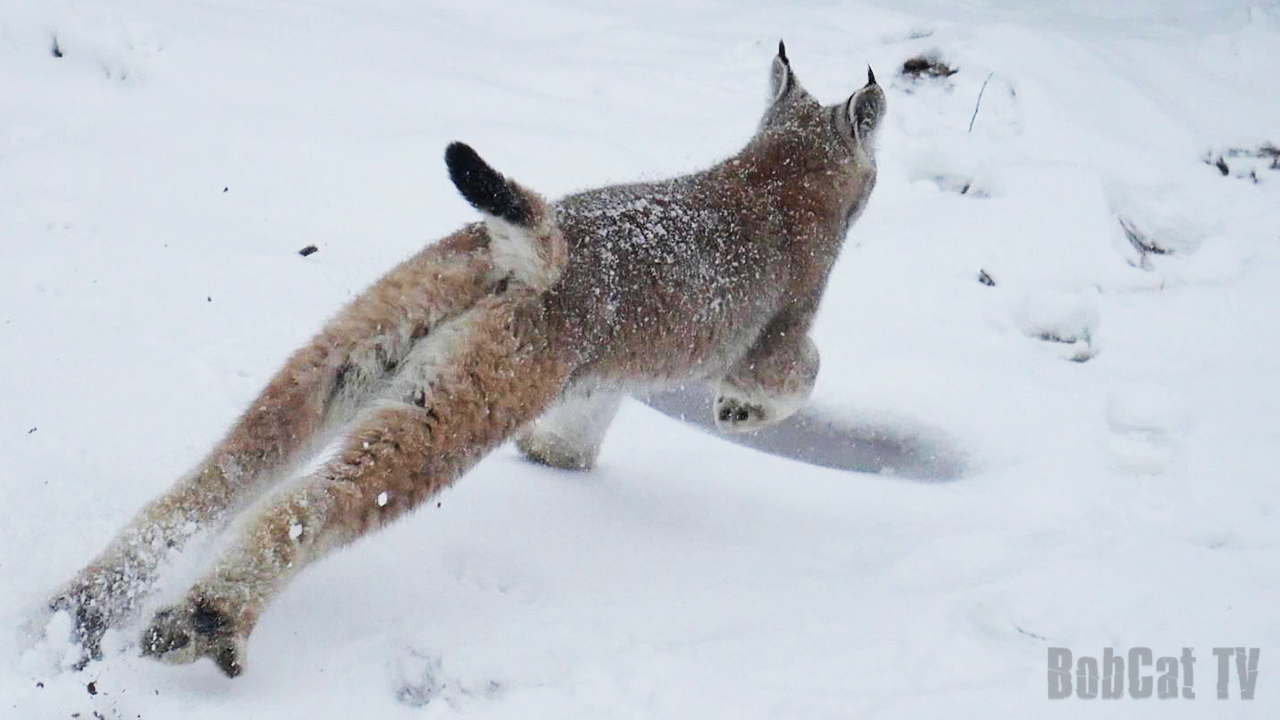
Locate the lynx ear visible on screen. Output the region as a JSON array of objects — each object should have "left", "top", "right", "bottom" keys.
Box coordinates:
[
  {"left": 769, "top": 40, "right": 793, "bottom": 103},
  {"left": 847, "top": 68, "right": 885, "bottom": 141}
]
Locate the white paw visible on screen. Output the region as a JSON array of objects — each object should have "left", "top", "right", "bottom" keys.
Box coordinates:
[{"left": 516, "top": 432, "right": 598, "bottom": 470}]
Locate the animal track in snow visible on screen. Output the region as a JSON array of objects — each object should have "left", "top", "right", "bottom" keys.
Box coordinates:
[
  {"left": 47, "top": 8, "right": 167, "bottom": 85},
  {"left": 1012, "top": 290, "right": 1099, "bottom": 363},
  {"left": 1102, "top": 384, "right": 1189, "bottom": 476},
  {"left": 390, "top": 647, "right": 505, "bottom": 709}
]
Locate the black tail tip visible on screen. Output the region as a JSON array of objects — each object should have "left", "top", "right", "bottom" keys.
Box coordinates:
[
  {"left": 445, "top": 142, "right": 532, "bottom": 226},
  {"left": 777, "top": 39, "right": 788, "bottom": 66}
]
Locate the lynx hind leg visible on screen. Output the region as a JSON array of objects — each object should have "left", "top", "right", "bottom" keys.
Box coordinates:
[
  {"left": 715, "top": 335, "right": 819, "bottom": 434},
  {"left": 517, "top": 388, "right": 623, "bottom": 470},
  {"left": 46, "top": 234, "right": 495, "bottom": 664},
  {"left": 44, "top": 345, "right": 344, "bottom": 666},
  {"left": 140, "top": 290, "right": 574, "bottom": 677}
]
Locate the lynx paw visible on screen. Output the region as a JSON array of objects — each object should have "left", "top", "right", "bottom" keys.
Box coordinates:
[
  {"left": 46, "top": 586, "right": 111, "bottom": 669},
  {"left": 516, "top": 432, "right": 597, "bottom": 470},
  {"left": 141, "top": 596, "right": 246, "bottom": 678},
  {"left": 46, "top": 561, "right": 154, "bottom": 668},
  {"left": 714, "top": 395, "right": 769, "bottom": 434}
]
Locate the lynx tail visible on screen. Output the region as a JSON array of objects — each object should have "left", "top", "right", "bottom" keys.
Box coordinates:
[{"left": 446, "top": 142, "right": 567, "bottom": 291}]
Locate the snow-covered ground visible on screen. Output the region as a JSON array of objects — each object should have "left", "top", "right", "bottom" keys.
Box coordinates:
[{"left": 2, "top": 0, "right": 1278, "bottom": 717}]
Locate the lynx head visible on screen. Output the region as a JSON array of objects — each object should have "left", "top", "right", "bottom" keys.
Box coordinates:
[
  {"left": 761, "top": 40, "right": 886, "bottom": 158},
  {"left": 756, "top": 41, "right": 886, "bottom": 228}
]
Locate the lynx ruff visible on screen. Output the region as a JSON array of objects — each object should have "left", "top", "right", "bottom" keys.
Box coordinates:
[{"left": 44, "top": 43, "right": 887, "bottom": 678}]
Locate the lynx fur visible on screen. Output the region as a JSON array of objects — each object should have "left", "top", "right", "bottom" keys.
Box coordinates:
[{"left": 45, "top": 43, "right": 886, "bottom": 677}]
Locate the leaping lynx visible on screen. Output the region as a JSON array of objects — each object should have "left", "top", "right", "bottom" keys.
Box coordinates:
[{"left": 44, "top": 42, "right": 886, "bottom": 677}]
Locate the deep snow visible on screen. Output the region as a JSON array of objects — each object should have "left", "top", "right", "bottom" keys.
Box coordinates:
[{"left": 2, "top": 1, "right": 1278, "bottom": 718}]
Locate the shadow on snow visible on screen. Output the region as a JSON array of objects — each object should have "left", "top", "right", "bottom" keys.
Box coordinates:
[{"left": 643, "top": 385, "right": 967, "bottom": 482}]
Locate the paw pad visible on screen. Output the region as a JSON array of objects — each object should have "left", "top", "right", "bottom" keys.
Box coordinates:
[
  {"left": 714, "top": 396, "right": 764, "bottom": 433},
  {"left": 140, "top": 597, "right": 245, "bottom": 677}
]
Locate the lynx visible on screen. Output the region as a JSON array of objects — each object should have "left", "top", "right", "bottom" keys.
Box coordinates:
[{"left": 43, "top": 43, "right": 886, "bottom": 677}]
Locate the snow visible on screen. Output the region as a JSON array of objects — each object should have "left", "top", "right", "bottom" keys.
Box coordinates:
[{"left": 2, "top": 0, "right": 1278, "bottom": 718}]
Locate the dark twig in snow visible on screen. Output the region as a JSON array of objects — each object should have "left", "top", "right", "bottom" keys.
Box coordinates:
[
  {"left": 968, "top": 72, "right": 994, "bottom": 133},
  {"left": 1015, "top": 625, "right": 1048, "bottom": 641},
  {"left": 1119, "top": 216, "right": 1170, "bottom": 260}
]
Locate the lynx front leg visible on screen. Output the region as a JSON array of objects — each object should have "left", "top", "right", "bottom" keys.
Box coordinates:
[
  {"left": 715, "top": 322, "right": 819, "bottom": 434},
  {"left": 516, "top": 386, "right": 622, "bottom": 470},
  {"left": 138, "top": 294, "right": 573, "bottom": 677}
]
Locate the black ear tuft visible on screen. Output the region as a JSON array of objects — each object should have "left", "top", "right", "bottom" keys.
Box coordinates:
[
  {"left": 770, "top": 42, "right": 793, "bottom": 102},
  {"left": 445, "top": 142, "right": 532, "bottom": 225},
  {"left": 866, "top": 65, "right": 876, "bottom": 86}
]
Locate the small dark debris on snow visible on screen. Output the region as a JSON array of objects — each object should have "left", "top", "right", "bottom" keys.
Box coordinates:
[
  {"left": 36, "top": 681, "right": 44, "bottom": 689},
  {"left": 51, "top": 35, "right": 63, "bottom": 58},
  {"left": 932, "top": 174, "right": 978, "bottom": 196},
  {"left": 207, "top": 296, "right": 212, "bottom": 302},
  {"left": 1263, "top": 144, "right": 1280, "bottom": 167},
  {"left": 1037, "top": 331, "right": 1079, "bottom": 344},
  {"left": 978, "top": 269, "right": 996, "bottom": 286},
  {"left": 1208, "top": 144, "right": 1280, "bottom": 178},
  {"left": 28, "top": 427, "right": 37, "bottom": 434},
  {"left": 223, "top": 187, "right": 228, "bottom": 193},
  {"left": 94, "top": 712, "right": 107, "bottom": 720},
  {"left": 87, "top": 681, "right": 97, "bottom": 695},
  {"left": 901, "top": 54, "right": 957, "bottom": 79},
  {"left": 1225, "top": 143, "right": 1280, "bottom": 166},
  {"left": 1034, "top": 330, "right": 1096, "bottom": 363},
  {"left": 299, "top": 244, "right": 319, "bottom": 257}
]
